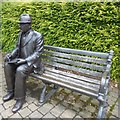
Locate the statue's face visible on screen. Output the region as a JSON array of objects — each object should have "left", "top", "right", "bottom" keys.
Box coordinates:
[{"left": 20, "top": 23, "right": 31, "bottom": 33}]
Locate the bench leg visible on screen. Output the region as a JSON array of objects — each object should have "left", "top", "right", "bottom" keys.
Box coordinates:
[
  {"left": 39, "top": 83, "right": 47, "bottom": 103},
  {"left": 97, "top": 96, "right": 108, "bottom": 120},
  {"left": 38, "top": 83, "right": 59, "bottom": 106}
]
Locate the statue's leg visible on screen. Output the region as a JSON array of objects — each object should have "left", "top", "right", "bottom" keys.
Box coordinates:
[
  {"left": 12, "top": 64, "right": 33, "bottom": 113},
  {"left": 3, "top": 62, "right": 16, "bottom": 101},
  {"left": 14, "top": 64, "right": 33, "bottom": 100},
  {"left": 4, "top": 62, "right": 16, "bottom": 92}
]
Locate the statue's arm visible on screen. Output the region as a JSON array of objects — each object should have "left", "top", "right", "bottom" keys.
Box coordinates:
[
  {"left": 25, "top": 35, "right": 44, "bottom": 66},
  {"left": 10, "top": 48, "right": 19, "bottom": 59},
  {"left": 4, "top": 43, "right": 19, "bottom": 62}
]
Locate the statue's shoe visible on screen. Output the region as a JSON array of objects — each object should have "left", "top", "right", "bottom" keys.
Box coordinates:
[
  {"left": 3, "top": 92, "right": 14, "bottom": 102},
  {"left": 12, "top": 99, "right": 24, "bottom": 113}
]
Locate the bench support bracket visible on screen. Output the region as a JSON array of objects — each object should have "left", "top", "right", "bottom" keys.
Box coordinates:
[
  {"left": 97, "top": 93, "right": 108, "bottom": 120},
  {"left": 38, "top": 83, "right": 59, "bottom": 106}
]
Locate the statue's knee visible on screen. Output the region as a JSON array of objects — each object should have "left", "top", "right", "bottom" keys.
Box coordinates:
[
  {"left": 16, "top": 66, "right": 26, "bottom": 74},
  {"left": 4, "top": 62, "right": 9, "bottom": 67},
  {"left": 4, "top": 63, "right": 12, "bottom": 71}
]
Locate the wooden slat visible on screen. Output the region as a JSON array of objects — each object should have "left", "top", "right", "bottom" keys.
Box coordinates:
[
  {"left": 45, "top": 67, "right": 100, "bottom": 85},
  {"left": 44, "top": 70, "right": 99, "bottom": 92},
  {"left": 44, "top": 45, "right": 109, "bottom": 59},
  {"left": 43, "top": 51, "right": 107, "bottom": 65},
  {"left": 42, "top": 56, "right": 105, "bottom": 71},
  {"left": 30, "top": 73, "right": 98, "bottom": 98},
  {"left": 43, "top": 61, "right": 102, "bottom": 77}
]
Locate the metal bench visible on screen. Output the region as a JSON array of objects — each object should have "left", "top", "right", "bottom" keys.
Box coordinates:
[{"left": 30, "top": 45, "right": 114, "bottom": 119}]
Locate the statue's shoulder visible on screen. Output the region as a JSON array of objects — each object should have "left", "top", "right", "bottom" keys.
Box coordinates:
[
  {"left": 18, "top": 32, "right": 22, "bottom": 36},
  {"left": 33, "top": 30, "right": 42, "bottom": 38}
]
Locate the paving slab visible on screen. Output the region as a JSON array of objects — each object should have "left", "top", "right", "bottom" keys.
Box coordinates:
[
  {"left": 3, "top": 99, "right": 16, "bottom": 109},
  {"left": 112, "top": 105, "right": 119, "bottom": 117},
  {"left": 0, "top": 104, "right": 5, "bottom": 113},
  {"left": 22, "top": 118, "right": 30, "bottom": 120},
  {"left": 50, "top": 104, "right": 66, "bottom": 117},
  {"left": 74, "top": 115, "right": 84, "bottom": 120},
  {"left": 63, "top": 88, "right": 71, "bottom": 94},
  {"left": 26, "top": 96, "right": 36, "bottom": 104},
  {"left": 73, "top": 100, "right": 85, "bottom": 108},
  {"left": 79, "top": 110, "right": 92, "bottom": 118},
  {"left": 28, "top": 103, "right": 38, "bottom": 112},
  {"left": 38, "top": 103, "right": 54, "bottom": 115},
  {"left": 108, "top": 98, "right": 116, "bottom": 107},
  {"left": 1, "top": 107, "right": 13, "bottom": 118},
  {"left": 43, "top": 112, "right": 56, "bottom": 118},
  {"left": 50, "top": 99, "right": 59, "bottom": 106},
  {"left": 60, "top": 109, "right": 76, "bottom": 118},
  {"left": 0, "top": 115, "right": 2, "bottom": 120},
  {"left": 19, "top": 107, "right": 32, "bottom": 118},
  {"left": 10, "top": 112, "right": 22, "bottom": 118},
  {"left": 56, "top": 93, "right": 65, "bottom": 101},
  {"left": 28, "top": 110, "right": 43, "bottom": 118},
  {"left": 61, "top": 100, "right": 69, "bottom": 107},
  {"left": 91, "top": 99, "right": 99, "bottom": 106},
  {"left": 80, "top": 94, "right": 90, "bottom": 102},
  {"left": 85, "top": 105, "right": 96, "bottom": 113},
  {"left": 108, "top": 94, "right": 118, "bottom": 103}
]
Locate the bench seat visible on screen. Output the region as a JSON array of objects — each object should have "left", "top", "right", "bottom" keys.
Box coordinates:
[{"left": 31, "top": 66, "right": 100, "bottom": 98}]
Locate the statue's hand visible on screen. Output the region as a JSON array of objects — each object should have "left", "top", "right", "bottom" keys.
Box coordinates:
[
  {"left": 4, "top": 54, "right": 12, "bottom": 62},
  {"left": 16, "top": 58, "right": 26, "bottom": 65}
]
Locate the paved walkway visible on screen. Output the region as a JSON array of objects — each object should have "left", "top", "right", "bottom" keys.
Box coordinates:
[{"left": 0, "top": 52, "right": 119, "bottom": 119}]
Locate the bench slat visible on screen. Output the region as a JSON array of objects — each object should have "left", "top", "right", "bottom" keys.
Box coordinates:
[
  {"left": 30, "top": 73, "right": 98, "bottom": 98},
  {"left": 42, "top": 56, "right": 105, "bottom": 71},
  {"left": 43, "top": 51, "right": 107, "bottom": 65},
  {"left": 43, "top": 62, "right": 102, "bottom": 77},
  {"left": 44, "top": 70, "right": 99, "bottom": 92},
  {"left": 45, "top": 67, "right": 100, "bottom": 85},
  {"left": 44, "top": 45, "right": 109, "bottom": 59}
]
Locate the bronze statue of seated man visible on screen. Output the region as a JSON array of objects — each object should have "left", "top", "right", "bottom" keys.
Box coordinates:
[{"left": 3, "top": 14, "right": 44, "bottom": 113}]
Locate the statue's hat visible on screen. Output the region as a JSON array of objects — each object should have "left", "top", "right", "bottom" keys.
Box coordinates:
[{"left": 19, "top": 14, "right": 31, "bottom": 24}]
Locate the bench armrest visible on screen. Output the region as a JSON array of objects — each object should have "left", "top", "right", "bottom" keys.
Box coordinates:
[
  {"left": 98, "top": 50, "right": 114, "bottom": 102},
  {"left": 99, "top": 68, "right": 110, "bottom": 93},
  {"left": 98, "top": 67, "right": 110, "bottom": 102}
]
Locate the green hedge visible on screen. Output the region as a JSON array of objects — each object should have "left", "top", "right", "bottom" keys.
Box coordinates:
[{"left": 1, "top": 2, "right": 120, "bottom": 82}]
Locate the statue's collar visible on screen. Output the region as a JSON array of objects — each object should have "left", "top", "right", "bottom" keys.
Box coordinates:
[
  {"left": 21, "top": 29, "right": 32, "bottom": 37},
  {"left": 19, "top": 29, "right": 34, "bottom": 48}
]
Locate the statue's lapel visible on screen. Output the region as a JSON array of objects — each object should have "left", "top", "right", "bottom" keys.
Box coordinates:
[
  {"left": 21, "top": 30, "right": 33, "bottom": 48},
  {"left": 18, "top": 32, "right": 22, "bottom": 46}
]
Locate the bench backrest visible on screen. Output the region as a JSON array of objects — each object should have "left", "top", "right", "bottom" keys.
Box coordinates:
[{"left": 42, "top": 45, "right": 113, "bottom": 80}]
